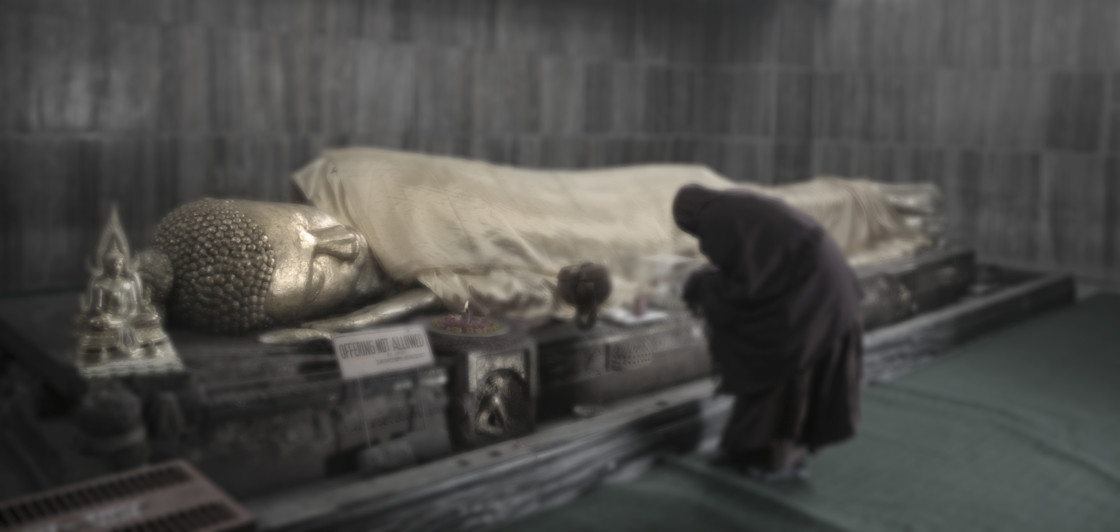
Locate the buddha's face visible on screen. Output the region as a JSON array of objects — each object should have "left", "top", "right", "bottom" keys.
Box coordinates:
[
  {"left": 104, "top": 254, "right": 125, "bottom": 277},
  {"left": 153, "top": 198, "right": 388, "bottom": 334},
  {"left": 231, "top": 201, "right": 385, "bottom": 323}
]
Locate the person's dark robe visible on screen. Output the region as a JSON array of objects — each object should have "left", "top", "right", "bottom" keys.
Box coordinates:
[{"left": 673, "top": 184, "right": 863, "bottom": 466}]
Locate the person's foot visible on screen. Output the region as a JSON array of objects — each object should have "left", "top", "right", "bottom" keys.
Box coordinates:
[
  {"left": 743, "top": 456, "right": 810, "bottom": 483},
  {"left": 706, "top": 453, "right": 742, "bottom": 469}
]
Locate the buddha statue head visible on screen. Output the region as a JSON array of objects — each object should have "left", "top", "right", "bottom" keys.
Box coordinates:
[
  {"left": 102, "top": 248, "right": 127, "bottom": 278},
  {"left": 144, "top": 199, "right": 386, "bottom": 334}
]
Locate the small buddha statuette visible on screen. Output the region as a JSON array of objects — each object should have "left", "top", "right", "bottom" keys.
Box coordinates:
[
  {"left": 74, "top": 207, "right": 181, "bottom": 377},
  {"left": 83, "top": 248, "right": 138, "bottom": 336}
]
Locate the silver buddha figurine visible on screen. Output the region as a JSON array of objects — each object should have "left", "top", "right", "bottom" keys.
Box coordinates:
[{"left": 75, "top": 207, "right": 182, "bottom": 378}]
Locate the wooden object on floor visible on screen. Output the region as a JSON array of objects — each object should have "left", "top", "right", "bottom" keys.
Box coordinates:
[{"left": 0, "top": 460, "right": 254, "bottom": 532}]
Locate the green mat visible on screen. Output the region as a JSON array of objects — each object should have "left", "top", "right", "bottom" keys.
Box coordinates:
[{"left": 500, "top": 295, "right": 1120, "bottom": 531}]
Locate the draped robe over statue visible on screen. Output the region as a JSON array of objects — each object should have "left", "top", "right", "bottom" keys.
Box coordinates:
[{"left": 293, "top": 147, "right": 925, "bottom": 326}]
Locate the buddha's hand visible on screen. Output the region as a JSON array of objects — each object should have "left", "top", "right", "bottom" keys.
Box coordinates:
[
  {"left": 258, "top": 327, "right": 333, "bottom": 345},
  {"left": 256, "top": 288, "right": 444, "bottom": 345}
]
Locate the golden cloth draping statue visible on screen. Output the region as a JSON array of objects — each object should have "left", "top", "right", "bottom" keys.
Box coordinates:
[
  {"left": 137, "top": 148, "right": 943, "bottom": 344},
  {"left": 75, "top": 207, "right": 182, "bottom": 378}
]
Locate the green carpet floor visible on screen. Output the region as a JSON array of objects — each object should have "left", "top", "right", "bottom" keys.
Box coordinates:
[{"left": 500, "top": 295, "right": 1120, "bottom": 531}]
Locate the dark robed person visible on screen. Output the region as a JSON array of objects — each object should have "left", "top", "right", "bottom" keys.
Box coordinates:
[{"left": 672, "top": 184, "right": 864, "bottom": 480}]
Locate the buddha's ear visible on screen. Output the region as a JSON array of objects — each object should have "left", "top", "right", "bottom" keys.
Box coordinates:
[
  {"left": 309, "top": 225, "right": 360, "bottom": 262},
  {"left": 136, "top": 249, "right": 173, "bottom": 304}
]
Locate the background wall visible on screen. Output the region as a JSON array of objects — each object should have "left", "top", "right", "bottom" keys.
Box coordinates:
[
  {"left": 0, "top": 0, "right": 812, "bottom": 293},
  {"left": 807, "top": 0, "right": 1120, "bottom": 284},
  {"left": 1, "top": 0, "right": 1116, "bottom": 293}
]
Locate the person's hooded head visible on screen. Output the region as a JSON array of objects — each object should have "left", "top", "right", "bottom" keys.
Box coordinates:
[{"left": 672, "top": 184, "right": 822, "bottom": 299}]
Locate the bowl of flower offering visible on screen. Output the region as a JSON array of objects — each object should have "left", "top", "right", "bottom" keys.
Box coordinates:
[{"left": 428, "top": 313, "right": 509, "bottom": 338}]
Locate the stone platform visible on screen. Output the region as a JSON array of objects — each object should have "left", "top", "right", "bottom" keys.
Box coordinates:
[
  {"left": 243, "top": 267, "right": 1075, "bottom": 531},
  {"left": 0, "top": 300, "right": 452, "bottom": 500},
  {"left": 0, "top": 253, "right": 1075, "bottom": 524}
]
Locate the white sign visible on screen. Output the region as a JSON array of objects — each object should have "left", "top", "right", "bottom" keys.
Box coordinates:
[{"left": 331, "top": 324, "right": 435, "bottom": 380}]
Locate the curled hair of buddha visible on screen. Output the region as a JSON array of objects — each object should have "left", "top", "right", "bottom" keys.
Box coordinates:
[{"left": 153, "top": 199, "right": 275, "bottom": 334}]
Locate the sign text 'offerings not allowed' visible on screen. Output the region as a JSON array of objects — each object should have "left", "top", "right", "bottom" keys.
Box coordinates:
[{"left": 331, "top": 324, "right": 435, "bottom": 380}]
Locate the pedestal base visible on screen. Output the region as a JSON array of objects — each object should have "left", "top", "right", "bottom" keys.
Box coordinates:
[{"left": 78, "top": 354, "right": 185, "bottom": 380}]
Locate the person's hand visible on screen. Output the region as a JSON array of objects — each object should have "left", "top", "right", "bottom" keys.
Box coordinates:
[
  {"left": 683, "top": 271, "right": 701, "bottom": 306},
  {"left": 682, "top": 269, "right": 710, "bottom": 317}
]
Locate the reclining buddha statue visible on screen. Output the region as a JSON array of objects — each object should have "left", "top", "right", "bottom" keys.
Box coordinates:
[{"left": 138, "top": 147, "right": 944, "bottom": 343}]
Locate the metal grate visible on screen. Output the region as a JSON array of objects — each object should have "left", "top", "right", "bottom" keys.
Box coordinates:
[
  {"left": 112, "top": 503, "right": 235, "bottom": 532},
  {"left": 0, "top": 465, "right": 189, "bottom": 527},
  {"left": 0, "top": 461, "right": 254, "bottom": 532},
  {"left": 608, "top": 324, "right": 698, "bottom": 372}
]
